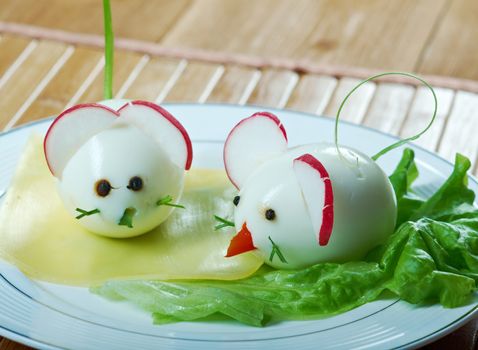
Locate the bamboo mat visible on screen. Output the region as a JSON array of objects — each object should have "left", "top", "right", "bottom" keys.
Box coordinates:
[
  {"left": 0, "top": 28, "right": 478, "bottom": 350},
  {"left": 0, "top": 28, "right": 477, "bottom": 177}
]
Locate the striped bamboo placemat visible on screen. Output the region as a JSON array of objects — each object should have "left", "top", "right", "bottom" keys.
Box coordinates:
[
  {"left": 0, "top": 26, "right": 476, "bottom": 178},
  {"left": 0, "top": 25, "right": 478, "bottom": 350}
]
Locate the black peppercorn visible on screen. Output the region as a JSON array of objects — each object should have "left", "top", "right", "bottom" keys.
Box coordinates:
[
  {"left": 95, "top": 179, "right": 112, "bottom": 197},
  {"left": 265, "top": 209, "right": 276, "bottom": 220},
  {"left": 127, "top": 176, "right": 143, "bottom": 191}
]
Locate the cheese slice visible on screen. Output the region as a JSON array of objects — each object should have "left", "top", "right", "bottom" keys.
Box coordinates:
[{"left": 0, "top": 135, "right": 261, "bottom": 286}]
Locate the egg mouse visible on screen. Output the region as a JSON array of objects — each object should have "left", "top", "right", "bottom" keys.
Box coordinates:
[
  {"left": 44, "top": 100, "right": 192, "bottom": 238},
  {"left": 222, "top": 112, "right": 396, "bottom": 269}
]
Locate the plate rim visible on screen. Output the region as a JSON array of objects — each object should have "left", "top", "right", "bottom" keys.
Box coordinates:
[
  {"left": 2, "top": 101, "right": 477, "bottom": 184},
  {"left": 0, "top": 102, "right": 477, "bottom": 350}
]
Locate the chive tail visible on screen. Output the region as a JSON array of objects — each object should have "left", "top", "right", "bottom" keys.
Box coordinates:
[
  {"left": 103, "top": 0, "right": 114, "bottom": 100},
  {"left": 333, "top": 72, "right": 437, "bottom": 162}
]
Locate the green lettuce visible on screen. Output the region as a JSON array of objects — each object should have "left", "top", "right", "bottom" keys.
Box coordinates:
[
  {"left": 93, "top": 149, "right": 478, "bottom": 326},
  {"left": 388, "top": 148, "right": 424, "bottom": 226}
]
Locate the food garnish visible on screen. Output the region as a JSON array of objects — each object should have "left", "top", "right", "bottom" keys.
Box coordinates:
[
  {"left": 222, "top": 73, "right": 438, "bottom": 269},
  {"left": 0, "top": 138, "right": 262, "bottom": 285},
  {"left": 94, "top": 149, "right": 478, "bottom": 326},
  {"left": 75, "top": 208, "right": 101, "bottom": 220},
  {"left": 156, "top": 195, "right": 185, "bottom": 209},
  {"left": 42, "top": 0, "right": 192, "bottom": 238},
  {"left": 214, "top": 215, "right": 235, "bottom": 230},
  {"left": 268, "top": 236, "right": 288, "bottom": 264},
  {"left": 118, "top": 207, "right": 137, "bottom": 228},
  {"left": 1, "top": 0, "right": 476, "bottom": 330}
]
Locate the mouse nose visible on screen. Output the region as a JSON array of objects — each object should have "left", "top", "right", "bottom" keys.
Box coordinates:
[
  {"left": 118, "top": 207, "right": 137, "bottom": 228},
  {"left": 225, "top": 222, "right": 257, "bottom": 257}
]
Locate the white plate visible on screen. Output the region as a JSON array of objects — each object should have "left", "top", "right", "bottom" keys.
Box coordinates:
[{"left": 0, "top": 104, "right": 477, "bottom": 350}]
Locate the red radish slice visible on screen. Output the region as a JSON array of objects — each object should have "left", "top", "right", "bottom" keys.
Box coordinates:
[
  {"left": 45, "top": 100, "right": 193, "bottom": 177},
  {"left": 293, "top": 154, "right": 334, "bottom": 246},
  {"left": 117, "top": 101, "right": 193, "bottom": 170},
  {"left": 225, "top": 223, "right": 257, "bottom": 257},
  {"left": 224, "top": 112, "right": 288, "bottom": 189},
  {"left": 44, "top": 103, "right": 118, "bottom": 177}
]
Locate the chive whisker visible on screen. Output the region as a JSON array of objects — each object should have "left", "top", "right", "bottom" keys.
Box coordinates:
[
  {"left": 75, "top": 208, "right": 100, "bottom": 219},
  {"left": 156, "top": 195, "right": 185, "bottom": 209},
  {"left": 215, "top": 223, "right": 233, "bottom": 230},
  {"left": 268, "top": 236, "right": 288, "bottom": 264},
  {"left": 214, "top": 215, "right": 235, "bottom": 230}
]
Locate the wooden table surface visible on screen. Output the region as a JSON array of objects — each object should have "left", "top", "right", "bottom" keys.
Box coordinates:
[
  {"left": 1, "top": 0, "right": 478, "bottom": 80},
  {"left": 0, "top": 1, "right": 478, "bottom": 349}
]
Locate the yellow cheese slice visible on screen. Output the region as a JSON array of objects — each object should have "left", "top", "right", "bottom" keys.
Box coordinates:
[{"left": 0, "top": 135, "right": 262, "bottom": 286}]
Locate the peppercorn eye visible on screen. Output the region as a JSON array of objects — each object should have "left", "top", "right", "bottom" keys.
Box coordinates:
[
  {"left": 95, "top": 179, "right": 112, "bottom": 197},
  {"left": 233, "top": 195, "right": 240, "bottom": 206},
  {"left": 265, "top": 209, "right": 276, "bottom": 221},
  {"left": 127, "top": 176, "right": 144, "bottom": 191}
]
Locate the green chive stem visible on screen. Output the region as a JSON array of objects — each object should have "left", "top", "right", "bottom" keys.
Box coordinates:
[
  {"left": 103, "top": 0, "right": 114, "bottom": 99},
  {"left": 118, "top": 207, "right": 136, "bottom": 228},
  {"left": 214, "top": 215, "right": 235, "bottom": 230},
  {"left": 156, "top": 195, "right": 186, "bottom": 209},
  {"left": 268, "top": 236, "right": 288, "bottom": 263},
  {"left": 75, "top": 208, "right": 100, "bottom": 219},
  {"left": 333, "top": 72, "right": 437, "bottom": 161}
]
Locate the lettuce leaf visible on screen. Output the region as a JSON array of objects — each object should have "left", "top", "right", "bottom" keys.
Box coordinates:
[
  {"left": 411, "top": 154, "right": 476, "bottom": 221},
  {"left": 93, "top": 149, "right": 478, "bottom": 326},
  {"left": 388, "top": 148, "right": 424, "bottom": 226},
  {"left": 389, "top": 148, "right": 419, "bottom": 198}
]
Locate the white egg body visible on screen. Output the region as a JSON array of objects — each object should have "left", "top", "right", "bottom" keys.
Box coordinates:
[
  {"left": 59, "top": 124, "right": 183, "bottom": 237},
  {"left": 234, "top": 143, "right": 397, "bottom": 269}
]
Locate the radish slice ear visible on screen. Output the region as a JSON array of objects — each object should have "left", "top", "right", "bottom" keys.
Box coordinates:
[
  {"left": 117, "top": 101, "right": 193, "bottom": 170},
  {"left": 44, "top": 104, "right": 118, "bottom": 177},
  {"left": 293, "top": 154, "right": 334, "bottom": 246},
  {"left": 224, "top": 112, "right": 288, "bottom": 189}
]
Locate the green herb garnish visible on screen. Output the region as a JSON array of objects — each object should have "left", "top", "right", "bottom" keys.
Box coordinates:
[
  {"left": 118, "top": 207, "right": 136, "bottom": 228},
  {"left": 93, "top": 150, "right": 478, "bottom": 327},
  {"left": 156, "top": 195, "right": 185, "bottom": 209},
  {"left": 103, "top": 0, "right": 114, "bottom": 99},
  {"left": 214, "top": 215, "right": 235, "bottom": 230},
  {"left": 268, "top": 236, "right": 288, "bottom": 263},
  {"left": 334, "top": 72, "right": 437, "bottom": 161},
  {"left": 75, "top": 208, "right": 100, "bottom": 219}
]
